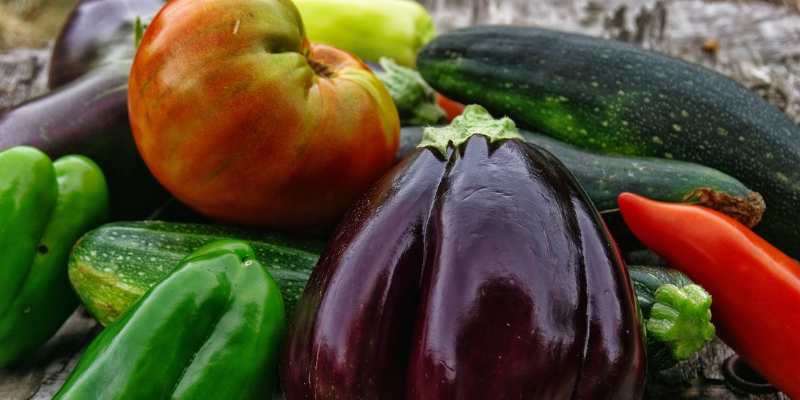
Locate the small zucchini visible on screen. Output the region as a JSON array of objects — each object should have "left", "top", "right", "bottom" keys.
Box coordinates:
[
  {"left": 67, "top": 221, "right": 327, "bottom": 326},
  {"left": 417, "top": 25, "right": 800, "bottom": 258},
  {"left": 399, "top": 125, "right": 765, "bottom": 228}
]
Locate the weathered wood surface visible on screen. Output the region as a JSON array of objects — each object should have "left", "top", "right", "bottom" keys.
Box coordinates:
[
  {"left": 0, "top": 45, "right": 49, "bottom": 112},
  {"left": 1, "top": 0, "right": 799, "bottom": 398},
  {"left": 0, "top": 308, "right": 99, "bottom": 400}
]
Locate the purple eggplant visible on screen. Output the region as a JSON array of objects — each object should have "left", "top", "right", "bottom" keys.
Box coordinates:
[
  {"left": 0, "top": 0, "right": 169, "bottom": 220},
  {"left": 48, "top": 0, "right": 167, "bottom": 89},
  {"left": 281, "top": 105, "right": 647, "bottom": 399}
]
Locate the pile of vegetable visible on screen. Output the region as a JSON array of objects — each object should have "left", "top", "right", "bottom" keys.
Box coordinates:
[{"left": 1, "top": 0, "right": 799, "bottom": 398}]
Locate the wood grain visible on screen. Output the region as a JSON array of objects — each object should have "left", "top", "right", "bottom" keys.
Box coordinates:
[
  {"left": 0, "top": 46, "right": 49, "bottom": 112},
  {"left": 0, "top": 308, "right": 99, "bottom": 400}
]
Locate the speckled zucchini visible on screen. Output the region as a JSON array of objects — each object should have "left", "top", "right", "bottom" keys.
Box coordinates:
[
  {"left": 399, "top": 125, "right": 765, "bottom": 228},
  {"left": 67, "top": 221, "right": 326, "bottom": 326},
  {"left": 417, "top": 25, "right": 800, "bottom": 258}
]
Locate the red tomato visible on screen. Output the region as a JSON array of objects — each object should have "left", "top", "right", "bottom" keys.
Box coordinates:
[{"left": 128, "top": 0, "right": 400, "bottom": 229}]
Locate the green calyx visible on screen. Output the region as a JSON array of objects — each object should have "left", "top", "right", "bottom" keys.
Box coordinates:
[
  {"left": 646, "top": 283, "right": 715, "bottom": 362},
  {"left": 419, "top": 104, "right": 522, "bottom": 155}
]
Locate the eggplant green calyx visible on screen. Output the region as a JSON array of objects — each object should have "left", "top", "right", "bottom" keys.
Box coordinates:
[
  {"left": 647, "top": 283, "right": 715, "bottom": 362},
  {"left": 419, "top": 104, "right": 522, "bottom": 156}
]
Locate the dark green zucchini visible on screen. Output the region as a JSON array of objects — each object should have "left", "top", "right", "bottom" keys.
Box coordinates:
[
  {"left": 417, "top": 25, "right": 800, "bottom": 257},
  {"left": 67, "top": 221, "right": 327, "bottom": 326},
  {"left": 400, "top": 125, "right": 764, "bottom": 228},
  {"left": 628, "top": 265, "right": 715, "bottom": 371}
]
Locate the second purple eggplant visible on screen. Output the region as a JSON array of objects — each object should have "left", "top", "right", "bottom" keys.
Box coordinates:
[
  {"left": 281, "top": 105, "right": 647, "bottom": 399},
  {"left": 0, "top": 0, "right": 169, "bottom": 221}
]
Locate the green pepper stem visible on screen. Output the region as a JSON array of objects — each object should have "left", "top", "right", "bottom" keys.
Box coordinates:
[
  {"left": 374, "top": 57, "right": 446, "bottom": 125},
  {"left": 646, "top": 283, "right": 715, "bottom": 361}
]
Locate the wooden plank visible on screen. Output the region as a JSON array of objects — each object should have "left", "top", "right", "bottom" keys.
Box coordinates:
[
  {"left": 0, "top": 307, "right": 99, "bottom": 400},
  {"left": 0, "top": 46, "right": 50, "bottom": 113}
]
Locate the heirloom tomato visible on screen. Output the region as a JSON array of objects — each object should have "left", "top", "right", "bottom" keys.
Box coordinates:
[{"left": 128, "top": 0, "right": 400, "bottom": 229}]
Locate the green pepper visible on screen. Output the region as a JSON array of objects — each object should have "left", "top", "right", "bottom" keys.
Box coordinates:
[
  {"left": 54, "top": 240, "right": 286, "bottom": 399},
  {"left": 293, "top": 0, "right": 435, "bottom": 68},
  {"left": 0, "top": 146, "right": 108, "bottom": 367}
]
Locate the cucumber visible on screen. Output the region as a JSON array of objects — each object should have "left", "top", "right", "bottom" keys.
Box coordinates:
[
  {"left": 67, "top": 221, "right": 327, "bottom": 326},
  {"left": 627, "top": 265, "right": 715, "bottom": 371},
  {"left": 400, "top": 126, "right": 764, "bottom": 228},
  {"left": 417, "top": 25, "right": 800, "bottom": 258}
]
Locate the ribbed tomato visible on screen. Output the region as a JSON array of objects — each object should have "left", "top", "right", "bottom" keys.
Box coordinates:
[{"left": 128, "top": 0, "right": 400, "bottom": 229}]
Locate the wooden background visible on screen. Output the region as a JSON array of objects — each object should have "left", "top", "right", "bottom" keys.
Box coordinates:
[{"left": 1, "top": 0, "right": 799, "bottom": 398}]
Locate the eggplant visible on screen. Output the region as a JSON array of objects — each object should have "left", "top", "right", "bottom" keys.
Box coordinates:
[
  {"left": 48, "top": 0, "right": 167, "bottom": 89},
  {"left": 281, "top": 105, "right": 646, "bottom": 399},
  {"left": 0, "top": 0, "right": 169, "bottom": 220}
]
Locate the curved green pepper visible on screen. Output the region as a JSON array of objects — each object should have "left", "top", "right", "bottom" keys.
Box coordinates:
[
  {"left": 0, "top": 146, "right": 108, "bottom": 367},
  {"left": 293, "top": 0, "right": 435, "bottom": 68},
  {"left": 54, "top": 240, "right": 286, "bottom": 399}
]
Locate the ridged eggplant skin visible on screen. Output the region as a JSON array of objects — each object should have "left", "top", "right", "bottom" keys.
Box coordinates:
[
  {"left": 282, "top": 148, "right": 444, "bottom": 399},
  {"left": 281, "top": 135, "right": 646, "bottom": 399}
]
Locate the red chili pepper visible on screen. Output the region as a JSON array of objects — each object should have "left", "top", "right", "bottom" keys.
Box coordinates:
[
  {"left": 617, "top": 192, "right": 800, "bottom": 399},
  {"left": 435, "top": 93, "right": 466, "bottom": 123}
]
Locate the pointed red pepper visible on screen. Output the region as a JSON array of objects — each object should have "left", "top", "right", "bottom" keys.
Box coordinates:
[{"left": 617, "top": 192, "right": 800, "bottom": 399}]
